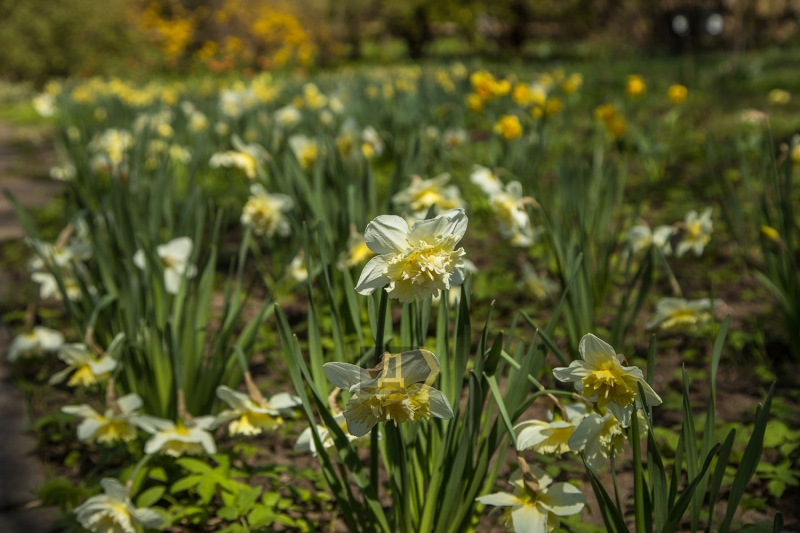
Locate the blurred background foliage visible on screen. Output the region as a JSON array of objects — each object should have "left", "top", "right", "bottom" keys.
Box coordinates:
[{"left": 3, "top": 0, "right": 800, "bottom": 83}]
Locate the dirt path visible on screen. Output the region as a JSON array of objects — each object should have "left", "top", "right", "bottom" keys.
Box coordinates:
[{"left": 0, "top": 120, "right": 60, "bottom": 532}]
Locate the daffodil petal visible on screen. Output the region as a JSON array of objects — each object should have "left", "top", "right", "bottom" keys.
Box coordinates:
[
  {"left": 323, "top": 362, "right": 372, "bottom": 391},
  {"left": 539, "top": 483, "right": 586, "bottom": 516},
  {"left": 579, "top": 334, "right": 617, "bottom": 367},
  {"left": 364, "top": 215, "right": 408, "bottom": 254},
  {"left": 476, "top": 492, "right": 519, "bottom": 507},
  {"left": 512, "top": 503, "right": 549, "bottom": 533}
]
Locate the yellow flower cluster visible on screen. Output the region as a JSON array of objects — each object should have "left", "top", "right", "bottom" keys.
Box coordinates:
[{"left": 594, "top": 104, "right": 627, "bottom": 138}]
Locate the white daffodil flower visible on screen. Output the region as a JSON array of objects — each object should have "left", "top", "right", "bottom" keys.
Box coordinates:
[
  {"left": 135, "top": 415, "right": 217, "bottom": 457},
  {"left": 676, "top": 207, "right": 713, "bottom": 257},
  {"left": 215, "top": 386, "right": 301, "bottom": 436},
  {"left": 240, "top": 184, "right": 294, "bottom": 237},
  {"left": 219, "top": 90, "right": 244, "bottom": 119},
  {"left": 7, "top": 326, "right": 64, "bottom": 362},
  {"left": 647, "top": 297, "right": 722, "bottom": 331},
  {"left": 553, "top": 334, "right": 661, "bottom": 426},
  {"left": 33, "top": 93, "right": 57, "bottom": 117},
  {"left": 275, "top": 105, "right": 302, "bottom": 128},
  {"left": 294, "top": 412, "right": 372, "bottom": 461},
  {"left": 31, "top": 271, "right": 85, "bottom": 301},
  {"left": 626, "top": 224, "right": 675, "bottom": 255},
  {"left": 337, "top": 232, "right": 375, "bottom": 270},
  {"left": 489, "top": 181, "right": 536, "bottom": 246},
  {"left": 392, "top": 174, "right": 464, "bottom": 218},
  {"left": 514, "top": 404, "right": 588, "bottom": 455},
  {"left": 361, "top": 126, "right": 384, "bottom": 158},
  {"left": 442, "top": 128, "right": 468, "bottom": 148},
  {"left": 62, "top": 393, "right": 143, "bottom": 444},
  {"left": 323, "top": 349, "right": 454, "bottom": 437},
  {"left": 27, "top": 236, "right": 93, "bottom": 272},
  {"left": 355, "top": 208, "right": 469, "bottom": 303},
  {"left": 289, "top": 135, "right": 319, "bottom": 170},
  {"left": 74, "top": 477, "right": 163, "bottom": 533},
  {"left": 209, "top": 135, "right": 269, "bottom": 180},
  {"left": 519, "top": 263, "right": 558, "bottom": 301},
  {"left": 476, "top": 466, "right": 586, "bottom": 533},
  {"left": 89, "top": 129, "right": 134, "bottom": 168},
  {"left": 568, "top": 410, "right": 646, "bottom": 472},
  {"left": 470, "top": 165, "right": 503, "bottom": 196},
  {"left": 50, "top": 343, "right": 117, "bottom": 388},
  {"left": 287, "top": 252, "right": 309, "bottom": 283},
  {"left": 133, "top": 237, "right": 196, "bottom": 294}
]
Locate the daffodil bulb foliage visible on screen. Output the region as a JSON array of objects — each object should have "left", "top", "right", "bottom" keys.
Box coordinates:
[
  {"left": 647, "top": 297, "right": 722, "bottom": 331},
  {"left": 62, "top": 393, "right": 143, "bottom": 444},
  {"left": 391, "top": 174, "right": 464, "bottom": 219},
  {"left": 133, "top": 236, "right": 197, "bottom": 295},
  {"left": 134, "top": 415, "right": 217, "bottom": 457},
  {"left": 476, "top": 465, "right": 586, "bottom": 533},
  {"left": 323, "top": 349, "right": 454, "bottom": 437},
  {"left": 7, "top": 326, "right": 64, "bottom": 362},
  {"left": 676, "top": 207, "right": 713, "bottom": 257},
  {"left": 294, "top": 412, "right": 372, "bottom": 461},
  {"left": 514, "top": 404, "right": 588, "bottom": 455},
  {"left": 215, "top": 386, "right": 301, "bottom": 436},
  {"left": 240, "top": 184, "right": 294, "bottom": 238},
  {"left": 74, "top": 478, "right": 163, "bottom": 533},
  {"left": 355, "top": 208, "right": 469, "bottom": 303},
  {"left": 553, "top": 334, "right": 661, "bottom": 426},
  {"left": 50, "top": 343, "right": 118, "bottom": 388},
  {"left": 626, "top": 224, "right": 675, "bottom": 256}
]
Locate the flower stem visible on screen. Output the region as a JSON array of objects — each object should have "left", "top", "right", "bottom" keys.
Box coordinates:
[{"left": 374, "top": 289, "right": 389, "bottom": 366}]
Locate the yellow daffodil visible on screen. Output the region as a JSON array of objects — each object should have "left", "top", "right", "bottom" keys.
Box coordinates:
[
  {"left": 668, "top": 84, "right": 688, "bottom": 104},
  {"left": 323, "top": 349, "right": 453, "bottom": 436},
  {"left": 215, "top": 385, "right": 301, "bottom": 436},
  {"left": 626, "top": 75, "right": 646, "bottom": 98},
  {"left": 647, "top": 297, "right": 721, "bottom": 331},
  {"left": 466, "top": 93, "right": 484, "bottom": 112},
  {"left": 50, "top": 343, "right": 117, "bottom": 388},
  {"left": 354, "top": 208, "right": 469, "bottom": 303},
  {"left": 494, "top": 115, "right": 523, "bottom": 140},
  {"left": 553, "top": 334, "right": 661, "bottom": 426},
  {"left": 74, "top": 478, "right": 162, "bottom": 533},
  {"left": 561, "top": 73, "right": 583, "bottom": 95},
  {"left": 240, "top": 184, "right": 294, "bottom": 238},
  {"left": 545, "top": 97, "right": 562, "bottom": 116},
  {"left": 289, "top": 134, "right": 319, "bottom": 170},
  {"left": 676, "top": 207, "right": 713, "bottom": 257},
  {"left": 62, "top": 393, "right": 143, "bottom": 444},
  {"left": 761, "top": 225, "right": 781, "bottom": 244},
  {"left": 476, "top": 465, "right": 586, "bottom": 533},
  {"left": 768, "top": 89, "right": 791, "bottom": 105}
]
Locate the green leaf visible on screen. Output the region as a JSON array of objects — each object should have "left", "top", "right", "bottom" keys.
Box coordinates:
[
  {"left": 135, "top": 485, "right": 165, "bottom": 508},
  {"left": 661, "top": 443, "right": 720, "bottom": 533}
]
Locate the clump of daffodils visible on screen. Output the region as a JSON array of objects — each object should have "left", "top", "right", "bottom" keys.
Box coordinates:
[
  {"left": 476, "top": 460, "right": 585, "bottom": 533},
  {"left": 133, "top": 236, "right": 196, "bottom": 294},
  {"left": 647, "top": 297, "right": 722, "bottom": 331},
  {"left": 553, "top": 334, "right": 661, "bottom": 426},
  {"left": 74, "top": 478, "right": 163, "bottom": 533},
  {"left": 354, "top": 208, "right": 469, "bottom": 303},
  {"left": 323, "top": 349, "right": 453, "bottom": 437},
  {"left": 215, "top": 384, "right": 301, "bottom": 436},
  {"left": 392, "top": 174, "right": 464, "bottom": 220},
  {"left": 50, "top": 343, "right": 118, "bottom": 388},
  {"left": 676, "top": 207, "right": 713, "bottom": 257},
  {"left": 7, "top": 326, "right": 64, "bottom": 362},
  {"left": 240, "top": 184, "right": 294, "bottom": 238},
  {"left": 135, "top": 415, "right": 217, "bottom": 457},
  {"left": 209, "top": 135, "right": 270, "bottom": 180},
  {"left": 626, "top": 223, "right": 676, "bottom": 256},
  {"left": 62, "top": 393, "right": 143, "bottom": 444},
  {"left": 88, "top": 128, "right": 134, "bottom": 171}
]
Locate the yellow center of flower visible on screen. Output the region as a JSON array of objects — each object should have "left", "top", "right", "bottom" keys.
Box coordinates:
[
  {"left": 535, "top": 426, "right": 574, "bottom": 455},
  {"left": 243, "top": 196, "right": 282, "bottom": 235},
  {"left": 299, "top": 145, "right": 318, "bottom": 169},
  {"left": 96, "top": 418, "right": 137, "bottom": 444},
  {"left": 162, "top": 440, "right": 204, "bottom": 457},
  {"left": 581, "top": 366, "right": 635, "bottom": 408},
  {"left": 662, "top": 309, "right": 707, "bottom": 330},
  {"left": 598, "top": 416, "right": 627, "bottom": 457},
  {"left": 68, "top": 364, "right": 100, "bottom": 387},
  {"left": 229, "top": 412, "right": 282, "bottom": 436},
  {"left": 347, "top": 382, "right": 432, "bottom": 428},
  {"left": 383, "top": 235, "right": 465, "bottom": 303},
  {"left": 347, "top": 242, "right": 374, "bottom": 267}
]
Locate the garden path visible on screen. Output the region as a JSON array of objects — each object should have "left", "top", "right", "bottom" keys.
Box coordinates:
[{"left": 0, "top": 120, "right": 60, "bottom": 532}]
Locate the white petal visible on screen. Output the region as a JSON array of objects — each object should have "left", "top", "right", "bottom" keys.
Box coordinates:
[
  {"left": 364, "top": 215, "right": 408, "bottom": 254},
  {"left": 100, "top": 478, "right": 129, "bottom": 501},
  {"left": 196, "top": 430, "right": 217, "bottom": 454},
  {"left": 76, "top": 418, "right": 104, "bottom": 441},
  {"left": 216, "top": 386, "right": 250, "bottom": 410},
  {"left": 426, "top": 388, "right": 454, "bottom": 419},
  {"left": 408, "top": 208, "right": 468, "bottom": 243},
  {"left": 163, "top": 268, "right": 182, "bottom": 294},
  {"left": 607, "top": 403, "right": 632, "bottom": 427},
  {"left": 144, "top": 433, "right": 170, "bottom": 454},
  {"left": 476, "top": 492, "right": 519, "bottom": 507},
  {"left": 568, "top": 414, "right": 603, "bottom": 452},
  {"left": 512, "top": 504, "right": 549, "bottom": 533},
  {"left": 354, "top": 255, "right": 391, "bottom": 295},
  {"left": 268, "top": 392, "right": 302, "bottom": 412},
  {"left": 394, "top": 349, "right": 440, "bottom": 384},
  {"left": 158, "top": 237, "right": 193, "bottom": 262},
  {"left": 294, "top": 427, "right": 314, "bottom": 453},
  {"left": 552, "top": 360, "right": 591, "bottom": 383},
  {"left": 132, "top": 250, "right": 146, "bottom": 270},
  {"left": 132, "top": 508, "right": 163, "bottom": 528},
  {"left": 539, "top": 483, "right": 586, "bottom": 516},
  {"left": 117, "top": 393, "right": 143, "bottom": 414},
  {"left": 516, "top": 423, "right": 548, "bottom": 451},
  {"left": 62, "top": 404, "right": 100, "bottom": 418},
  {"left": 343, "top": 411, "right": 375, "bottom": 437},
  {"left": 323, "top": 362, "right": 371, "bottom": 391},
  {"left": 579, "top": 334, "right": 617, "bottom": 367},
  {"left": 33, "top": 327, "right": 64, "bottom": 350}
]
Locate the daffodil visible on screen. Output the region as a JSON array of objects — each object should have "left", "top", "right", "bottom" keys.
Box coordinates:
[
  {"left": 135, "top": 415, "right": 217, "bottom": 457},
  {"left": 209, "top": 135, "right": 269, "bottom": 180},
  {"left": 391, "top": 174, "right": 464, "bottom": 219},
  {"left": 568, "top": 411, "right": 630, "bottom": 471},
  {"left": 476, "top": 465, "right": 586, "bottom": 533},
  {"left": 276, "top": 105, "right": 302, "bottom": 128},
  {"left": 361, "top": 126, "right": 384, "bottom": 158},
  {"left": 50, "top": 343, "right": 117, "bottom": 387},
  {"left": 668, "top": 84, "right": 688, "bottom": 104},
  {"left": 514, "top": 404, "right": 587, "bottom": 455},
  {"left": 62, "top": 393, "right": 143, "bottom": 444},
  {"left": 626, "top": 224, "right": 675, "bottom": 255},
  {"left": 518, "top": 263, "right": 558, "bottom": 301},
  {"left": 89, "top": 129, "right": 134, "bottom": 169},
  {"left": 74, "top": 478, "right": 163, "bottom": 533},
  {"left": 32, "top": 93, "right": 57, "bottom": 117},
  {"left": 647, "top": 297, "right": 721, "bottom": 331},
  {"left": 289, "top": 134, "right": 319, "bottom": 170},
  {"left": 337, "top": 232, "right": 375, "bottom": 270},
  {"left": 626, "top": 75, "right": 646, "bottom": 98},
  {"left": 488, "top": 181, "right": 536, "bottom": 246},
  {"left": 494, "top": 115, "right": 523, "bottom": 140},
  {"left": 442, "top": 128, "right": 468, "bottom": 148},
  {"left": 553, "top": 334, "right": 661, "bottom": 426},
  {"left": 240, "top": 184, "right": 294, "bottom": 237},
  {"left": 470, "top": 165, "right": 503, "bottom": 196},
  {"left": 133, "top": 237, "right": 196, "bottom": 294},
  {"left": 7, "top": 326, "right": 64, "bottom": 362},
  {"left": 287, "top": 252, "right": 309, "bottom": 283},
  {"left": 31, "top": 271, "right": 85, "bottom": 301},
  {"left": 295, "top": 412, "right": 371, "bottom": 461},
  {"left": 323, "top": 349, "right": 453, "bottom": 437},
  {"left": 354, "top": 208, "right": 469, "bottom": 303},
  {"left": 676, "top": 207, "right": 713, "bottom": 257},
  {"left": 215, "top": 386, "right": 301, "bottom": 436},
  {"left": 768, "top": 89, "right": 791, "bottom": 105}
]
